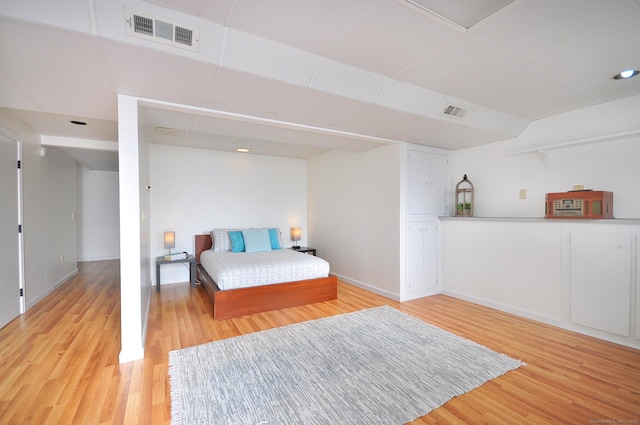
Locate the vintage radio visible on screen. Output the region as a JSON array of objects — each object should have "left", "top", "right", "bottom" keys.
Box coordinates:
[{"left": 545, "top": 190, "right": 613, "bottom": 219}]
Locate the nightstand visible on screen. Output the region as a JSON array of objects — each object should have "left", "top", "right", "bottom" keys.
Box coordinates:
[
  {"left": 290, "top": 246, "right": 317, "bottom": 256},
  {"left": 156, "top": 254, "right": 196, "bottom": 292}
]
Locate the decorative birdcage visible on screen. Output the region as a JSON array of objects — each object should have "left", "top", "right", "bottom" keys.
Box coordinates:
[{"left": 455, "top": 174, "right": 474, "bottom": 217}]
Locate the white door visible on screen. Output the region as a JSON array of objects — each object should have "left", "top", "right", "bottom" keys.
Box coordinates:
[
  {"left": 570, "top": 231, "right": 631, "bottom": 336},
  {"left": 0, "top": 133, "right": 21, "bottom": 329},
  {"left": 427, "top": 154, "right": 449, "bottom": 216},
  {"left": 408, "top": 150, "right": 429, "bottom": 215}
]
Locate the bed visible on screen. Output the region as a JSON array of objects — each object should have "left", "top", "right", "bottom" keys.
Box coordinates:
[{"left": 195, "top": 230, "right": 337, "bottom": 320}]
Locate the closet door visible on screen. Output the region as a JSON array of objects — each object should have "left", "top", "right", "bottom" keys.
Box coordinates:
[
  {"left": 570, "top": 231, "right": 631, "bottom": 336},
  {"left": 0, "top": 134, "right": 21, "bottom": 329}
]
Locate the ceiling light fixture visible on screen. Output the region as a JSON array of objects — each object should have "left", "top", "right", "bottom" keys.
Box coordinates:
[
  {"left": 236, "top": 148, "right": 250, "bottom": 153},
  {"left": 613, "top": 69, "right": 639, "bottom": 80},
  {"left": 70, "top": 120, "right": 87, "bottom": 125}
]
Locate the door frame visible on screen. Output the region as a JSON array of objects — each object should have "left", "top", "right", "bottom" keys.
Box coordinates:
[{"left": 0, "top": 127, "right": 25, "bottom": 314}]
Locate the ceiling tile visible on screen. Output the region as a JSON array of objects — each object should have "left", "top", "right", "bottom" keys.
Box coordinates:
[
  {"left": 447, "top": 62, "right": 557, "bottom": 108},
  {"left": 101, "top": 41, "right": 218, "bottom": 104},
  {"left": 146, "top": 0, "right": 235, "bottom": 25},
  {"left": 228, "top": 0, "right": 379, "bottom": 55},
  {"left": 2, "top": 67, "right": 117, "bottom": 120},
  {"left": 326, "top": 0, "right": 461, "bottom": 76},
  {"left": 396, "top": 35, "right": 517, "bottom": 92},
  {"left": 223, "top": 29, "right": 318, "bottom": 86},
  {"left": 376, "top": 80, "right": 441, "bottom": 115},
  {"left": 140, "top": 107, "right": 200, "bottom": 130},
  {"left": 206, "top": 69, "right": 310, "bottom": 119},
  {"left": 0, "top": 0, "right": 94, "bottom": 34},
  {"left": 470, "top": 0, "right": 640, "bottom": 59},
  {"left": 310, "top": 58, "right": 388, "bottom": 104},
  {"left": 0, "top": 18, "right": 111, "bottom": 83},
  {"left": 527, "top": 13, "right": 640, "bottom": 97},
  {"left": 182, "top": 131, "right": 232, "bottom": 150},
  {"left": 488, "top": 82, "right": 598, "bottom": 120}
]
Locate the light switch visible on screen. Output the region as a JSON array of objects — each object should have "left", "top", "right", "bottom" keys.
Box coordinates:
[{"left": 519, "top": 189, "right": 527, "bottom": 200}]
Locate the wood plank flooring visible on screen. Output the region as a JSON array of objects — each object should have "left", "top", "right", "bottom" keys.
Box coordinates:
[{"left": 0, "top": 259, "right": 638, "bottom": 424}]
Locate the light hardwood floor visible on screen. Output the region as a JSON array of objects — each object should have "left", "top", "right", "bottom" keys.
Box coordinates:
[{"left": 0, "top": 260, "right": 638, "bottom": 424}]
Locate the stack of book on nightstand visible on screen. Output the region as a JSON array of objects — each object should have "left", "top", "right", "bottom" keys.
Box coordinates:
[{"left": 164, "top": 252, "right": 187, "bottom": 261}]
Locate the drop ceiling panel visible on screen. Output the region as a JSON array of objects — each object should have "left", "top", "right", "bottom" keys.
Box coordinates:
[
  {"left": 470, "top": 0, "right": 640, "bottom": 59},
  {"left": 325, "top": 0, "right": 461, "bottom": 76},
  {"left": 310, "top": 58, "right": 388, "bottom": 104},
  {"left": 228, "top": 0, "right": 379, "bottom": 55},
  {"left": 447, "top": 62, "right": 558, "bottom": 109},
  {"left": 0, "top": 19, "right": 111, "bottom": 83},
  {"left": 12, "top": 110, "right": 118, "bottom": 141},
  {"left": 0, "top": 0, "right": 94, "bottom": 34},
  {"left": 223, "top": 29, "right": 318, "bottom": 86},
  {"left": 406, "top": 0, "right": 516, "bottom": 29},
  {"left": 183, "top": 131, "right": 232, "bottom": 150},
  {"left": 101, "top": 41, "right": 218, "bottom": 103},
  {"left": 489, "top": 82, "right": 598, "bottom": 120},
  {"left": 278, "top": 90, "right": 371, "bottom": 129},
  {"left": 146, "top": 0, "right": 235, "bottom": 25},
  {"left": 396, "top": 35, "right": 516, "bottom": 93},
  {"left": 376, "top": 79, "right": 440, "bottom": 115},
  {"left": 140, "top": 107, "right": 200, "bottom": 130},
  {"left": 206, "top": 69, "right": 311, "bottom": 119},
  {"left": 2, "top": 68, "right": 117, "bottom": 120},
  {"left": 329, "top": 104, "right": 422, "bottom": 138},
  {"left": 251, "top": 125, "right": 326, "bottom": 146},
  {"left": 194, "top": 115, "right": 264, "bottom": 138},
  {"left": 527, "top": 13, "right": 640, "bottom": 98},
  {"left": 262, "top": 142, "right": 330, "bottom": 159}
]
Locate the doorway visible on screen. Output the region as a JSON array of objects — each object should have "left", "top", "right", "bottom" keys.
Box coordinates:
[{"left": 0, "top": 130, "right": 24, "bottom": 329}]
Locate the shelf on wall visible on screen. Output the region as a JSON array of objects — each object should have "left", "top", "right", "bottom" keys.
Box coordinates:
[{"left": 507, "top": 129, "right": 640, "bottom": 166}]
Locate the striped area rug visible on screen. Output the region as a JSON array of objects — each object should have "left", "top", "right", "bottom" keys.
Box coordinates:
[{"left": 169, "top": 306, "right": 522, "bottom": 425}]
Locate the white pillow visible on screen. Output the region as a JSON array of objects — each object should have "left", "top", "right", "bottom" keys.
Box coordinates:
[{"left": 211, "top": 229, "right": 240, "bottom": 252}]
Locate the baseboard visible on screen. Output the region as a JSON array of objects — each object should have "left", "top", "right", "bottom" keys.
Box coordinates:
[
  {"left": 441, "top": 289, "right": 562, "bottom": 328},
  {"left": 78, "top": 255, "right": 120, "bottom": 262},
  {"left": 25, "top": 268, "right": 78, "bottom": 311},
  {"left": 441, "top": 289, "right": 640, "bottom": 350},
  {"left": 333, "top": 273, "right": 400, "bottom": 302}
]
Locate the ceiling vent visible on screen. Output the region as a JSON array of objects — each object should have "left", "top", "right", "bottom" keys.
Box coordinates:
[
  {"left": 125, "top": 7, "right": 199, "bottom": 52},
  {"left": 442, "top": 104, "right": 469, "bottom": 119}
]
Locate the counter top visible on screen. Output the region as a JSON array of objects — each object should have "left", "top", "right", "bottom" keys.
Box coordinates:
[{"left": 438, "top": 216, "right": 640, "bottom": 225}]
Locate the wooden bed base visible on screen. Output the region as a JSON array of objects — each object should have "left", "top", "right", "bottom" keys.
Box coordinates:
[{"left": 194, "top": 234, "right": 337, "bottom": 320}]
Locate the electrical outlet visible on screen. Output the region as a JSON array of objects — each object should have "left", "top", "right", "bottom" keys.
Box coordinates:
[
  {"left": 60, "top": 255, "right": 64, "bottom": 263},
  {"left": 519, "top": 189, "right": 527, "bottom": 200}
]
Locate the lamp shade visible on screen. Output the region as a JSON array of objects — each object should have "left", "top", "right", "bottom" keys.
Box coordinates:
[
  {"left": 164, "top": 231, "right": 175, "bottom": 249},
  {"left": 290, "top": 227, "right": 301, "bottom": 241}
]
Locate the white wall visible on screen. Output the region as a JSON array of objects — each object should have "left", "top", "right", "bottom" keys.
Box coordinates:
[
  {"left": 441, "top": 95, "right": 640, "bottom": 347},
  {"left": 308, "top": 144, "right": 403, "bottom": 299},
  {"left": 118, "top": 95, "right": 149, "bottom": 363},
  {"left": 0, "top": 111, "right": 78, "bottom": 311},
  {"left": 77, "top": 166, "right": 120, "bottom": 261},
  {"left": 450, "top": 95, "right": 640, "bottom": 219},
  {"left": 149, "top": 143, "right": 308, "bottom": 285}
]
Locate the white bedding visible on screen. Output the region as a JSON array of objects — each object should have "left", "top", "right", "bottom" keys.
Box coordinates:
[{"left": 200, "top": 249, "right": 331, "bottom": 290}]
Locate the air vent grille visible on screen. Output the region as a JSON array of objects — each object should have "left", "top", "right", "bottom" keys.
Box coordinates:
[
  {"left": 125, "top": 7, "right": 199, "bottom": 52},
  {"left": 133, "top": 15, "right": 153, "bottom": 36},
  {"left": 443, "top": 104, "right": 468, "bottom": 119},
  {"left": 175, "top": 26, "right": 193, "bottom": 46}
]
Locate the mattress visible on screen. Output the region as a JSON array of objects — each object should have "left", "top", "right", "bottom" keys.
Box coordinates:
[{"left": 200, "top": 249, "right": 331, "bottom": 290}]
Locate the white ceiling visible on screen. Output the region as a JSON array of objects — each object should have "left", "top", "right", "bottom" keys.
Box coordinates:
[{"left": 1, "top": 0, "right": 639, "bottom": 171}]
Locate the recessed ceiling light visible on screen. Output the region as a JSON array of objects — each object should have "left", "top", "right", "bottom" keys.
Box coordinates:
[
  {"left": 613, "top": 69, "right": 639, "bottom": 80},
  {"left": 236, "top": 148, "right": 250, "bottom": 153},
  {"left": 70, "top": 120, "right": 87, "bottom": 125}
]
